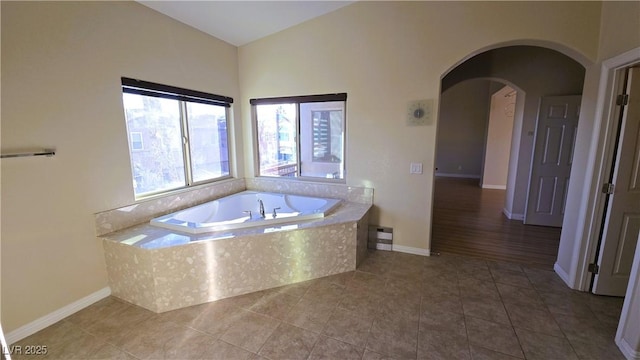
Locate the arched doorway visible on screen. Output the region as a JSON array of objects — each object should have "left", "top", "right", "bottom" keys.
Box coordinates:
[{"left": 432, "top": 45, "right": 586, "bottom": 268}]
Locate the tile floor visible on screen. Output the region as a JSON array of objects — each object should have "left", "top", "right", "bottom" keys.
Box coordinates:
[{"left": 11, "top": 251, "right": 625, "bottom": 359}]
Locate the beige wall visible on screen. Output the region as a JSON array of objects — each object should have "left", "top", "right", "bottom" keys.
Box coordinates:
[
  {"left": 556, "top": 1, "right": 640, "bottom": 285},
  {"left": 598, "top": 1, "right": 640, "bottom": 61},
  {"left": 436, "top": 80, "right": 492, "bottom": 178},
  {"left": 1, "top": 1, "right": 241, "bottom": 332},
  {"left": 239, "top": 1, "right": 601, "bottom": 251},
  {"left": 482, "top": 86, "right": 516, "bottom": 189}
]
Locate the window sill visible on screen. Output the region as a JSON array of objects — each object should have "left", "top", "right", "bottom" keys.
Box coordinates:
[
  {"left": 134, "top": 176, "right": 236, "bottom": 203},
  {"left": 255, "top": 175, "right": 346, "bottom": 185}
]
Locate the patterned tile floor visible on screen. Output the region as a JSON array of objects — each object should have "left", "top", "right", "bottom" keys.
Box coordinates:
[{"left": 11, "top": 251, "right": 625, "bottom": 359}]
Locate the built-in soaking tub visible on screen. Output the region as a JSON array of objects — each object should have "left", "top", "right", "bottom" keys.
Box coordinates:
[
  {"left": 98, "top": 183, "right": 372, "bottom": 313},
  {"left": 150, "top": 190, "right": 341, "bottom": 234}
]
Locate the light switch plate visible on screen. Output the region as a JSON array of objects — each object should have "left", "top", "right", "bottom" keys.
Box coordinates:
[{"left": 410, "top": 162, "right": 423, "bottom": 174}]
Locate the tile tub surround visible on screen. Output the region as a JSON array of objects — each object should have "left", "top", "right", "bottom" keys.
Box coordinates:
[
  {"left": 95, "top": 178, "right": 246, "bottom": 236},
  {"left": 101, "top": 201, "right": 371, "bottom": 313},
  {"left": 246, "top": 177, "right": 374, "bottom": 205},
  {"left": 95, "top": 177, "right": 373, "bottom": 236}
]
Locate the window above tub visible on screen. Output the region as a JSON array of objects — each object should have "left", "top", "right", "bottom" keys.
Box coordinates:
[
  {"left": 251, "top": 93, "right": 347, "bottom": 181},
  {"left": 121, "top": 77, "right": 233, "bottom": 199}
]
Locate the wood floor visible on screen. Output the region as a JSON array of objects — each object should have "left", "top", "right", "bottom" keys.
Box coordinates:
[{"left": 431, "top": 177, "right": 561, "bottom": 269}]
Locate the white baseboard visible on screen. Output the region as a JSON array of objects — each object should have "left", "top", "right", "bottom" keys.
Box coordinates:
[
  {"left": 392, "top": 244, "right": 430, "bottom": 256},
  {"left": 435, "top": 173, "right": 480, "bottom": 179},
  {"left": 6, "top": 287, "right": 111, "bottom": 345},
  {"left": 554, "top": 262, "right": 572, "bottom": 287},
  {"left": 502, "top": 208, "right": 524, "bottom": 221},
  {"left": 482, "top": 184, "right": 507, "bottom": 190},
  {"left": 616, "top": 336, "right": 640, "bottom": 360}
]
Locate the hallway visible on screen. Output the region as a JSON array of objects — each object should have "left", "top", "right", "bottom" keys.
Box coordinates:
[{"left": 431, "top": 177, "right": 562, "bottom": 269}]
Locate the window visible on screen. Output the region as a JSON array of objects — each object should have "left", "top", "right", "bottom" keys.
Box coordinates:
[
  {"left": 252, "top": 93, "right": 346, "bottom": 180},
  {"left": 121, "top": 77, "right": 233, "bottom": 198},
  {"left": 129, "top": 132, "right": 144, "bottom": 151},
  {"left": 311, "top": 110, "right": 343, "bottom": 162}
]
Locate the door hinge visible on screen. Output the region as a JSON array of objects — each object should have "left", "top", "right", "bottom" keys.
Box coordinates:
[
  {"left": 601, "top": 183, "right": 615, "bottom": 195},
  {"left": 616, "top": 94, "right": 629, "bottom": 106},
  {"left": 588, "top": 263, "right": 600, "bottom": 274}
]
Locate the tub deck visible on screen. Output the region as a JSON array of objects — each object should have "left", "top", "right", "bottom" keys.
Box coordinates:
[
  {"left": 150, "top": 190, "right": 343, "bottom": 234},
  {"left": 100, "top": 201, "right": 371, "bottom": 313}
]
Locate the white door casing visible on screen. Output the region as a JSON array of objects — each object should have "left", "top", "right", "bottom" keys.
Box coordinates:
[
  {"left": 525, "top": 96, "right": 581, "bottom": 227},
  {"left": 593, "top": 67, "right": 640, "bottom": 296}
]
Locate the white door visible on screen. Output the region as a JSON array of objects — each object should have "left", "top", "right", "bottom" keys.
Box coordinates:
[
  {"left": 525, "top": 96, "right": 581, "bottom": 227},
  {"left": 593, "top": 66, "right": 640, "bottom": 296}
]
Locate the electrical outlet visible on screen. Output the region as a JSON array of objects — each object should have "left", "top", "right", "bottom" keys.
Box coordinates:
[{"left": 410, "top": 163, "right": 423, "bottom": 174}]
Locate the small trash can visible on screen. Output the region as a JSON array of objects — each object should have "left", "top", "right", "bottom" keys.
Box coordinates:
[{"left": 368, "top": 226, "right": 393, "bottom": 251}]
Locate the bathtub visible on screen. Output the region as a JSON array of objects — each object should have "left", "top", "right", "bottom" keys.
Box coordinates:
[
  {"left": 99, "top": 181, "right": 372, "bottom": 313},
  {"left": 150, "top": 190, "right": 341, "bottom": 234}
]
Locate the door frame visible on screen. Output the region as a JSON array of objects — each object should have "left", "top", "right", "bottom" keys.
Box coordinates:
[
  {"left": 577, "top": 47, "right": 640, "bottom": 291},
  {"left": 590, "top": 66, "right": 639, "bottom": 295}
]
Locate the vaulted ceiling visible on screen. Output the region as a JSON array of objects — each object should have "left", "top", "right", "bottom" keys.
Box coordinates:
[{"left": 138, "top": 1, "right": 354, "bottom": 46}]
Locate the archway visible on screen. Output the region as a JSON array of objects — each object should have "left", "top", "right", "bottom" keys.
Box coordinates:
[{"left": 432, "top": 44, "right": 586, "bottom": 267}]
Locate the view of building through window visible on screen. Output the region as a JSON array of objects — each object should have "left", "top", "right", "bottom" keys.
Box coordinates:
[
  {"left": 256, "top": 104, "right": 298, "bottom": 177},
  {"left": 254, "top": 95, "right": 346, "bottom": 180},
  {"left": 300, "top": 101, "right": 345, "bottom": 179},
  {"left": 129, "top": 132, "right": 144, "bottom": 151},
  {"left": 122, "top": 91, "right": 230, "bottom": 197},
  {"left": 186, "top": 102, "right": 229, "bottom": 183}
]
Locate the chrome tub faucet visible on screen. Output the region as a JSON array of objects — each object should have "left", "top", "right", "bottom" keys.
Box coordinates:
[{"left": 258, "top": 199, "right": 265, "bottom": 218}]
